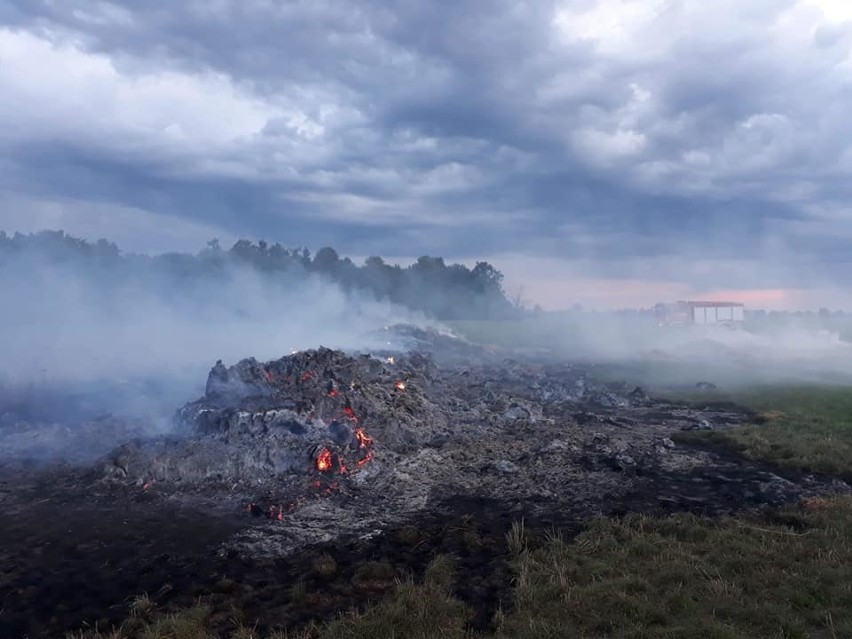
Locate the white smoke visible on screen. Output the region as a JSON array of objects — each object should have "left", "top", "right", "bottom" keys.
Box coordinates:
[
  {"left": 529, "top": 311, "right": 852, "bottom": 387},
  {"left": 0, "top": 252, "right": 430, "bottom": 432}
]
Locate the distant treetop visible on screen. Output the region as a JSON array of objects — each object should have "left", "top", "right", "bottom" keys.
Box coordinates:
[{"left": 0, "top": 231, "right": 516, "bottom": 320}]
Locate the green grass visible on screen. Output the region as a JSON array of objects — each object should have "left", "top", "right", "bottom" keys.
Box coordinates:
[
  {"left": 318, "top": 555, "right": 472, "bottom": 639},
  {"left": 497, "top": 497, "right": 852, "bottom": 639},
  {"left": 670, "top": 385, "right": 852, "bottom": 480}
]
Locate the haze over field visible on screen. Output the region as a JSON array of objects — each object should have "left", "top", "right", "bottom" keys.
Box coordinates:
[{"left": 520, "top": 313, "right": 852, "bottom": 386}]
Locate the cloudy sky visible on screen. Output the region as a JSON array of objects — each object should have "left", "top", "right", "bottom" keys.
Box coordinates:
[{"left": 1, "top": 0, "right": 851, "bottom": 310}]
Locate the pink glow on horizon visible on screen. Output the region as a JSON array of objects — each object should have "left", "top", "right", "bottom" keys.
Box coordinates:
[
  {"left": 504, "top": 273, "right": 850, "bottom": 312},
  {"left": 391, "top": 255, "right": 851, "bottom": 312}
]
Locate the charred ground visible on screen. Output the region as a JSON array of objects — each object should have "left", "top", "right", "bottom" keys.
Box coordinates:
[{"left": 1, "top": 328, "right": 849, "bottom": 638}]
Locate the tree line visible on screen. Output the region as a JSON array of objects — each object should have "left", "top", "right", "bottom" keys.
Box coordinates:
[{"left": 0, "top": 231, "right": 515, "bottom": 320}]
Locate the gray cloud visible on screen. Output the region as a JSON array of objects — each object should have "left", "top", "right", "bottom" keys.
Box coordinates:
[{"left": 1, "top": 0, "right": 852, "bottom": 303}]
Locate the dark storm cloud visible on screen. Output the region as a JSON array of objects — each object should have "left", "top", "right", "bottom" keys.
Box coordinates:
[{"left": 1, "top": 0, "right": 852, "bottom": 297}]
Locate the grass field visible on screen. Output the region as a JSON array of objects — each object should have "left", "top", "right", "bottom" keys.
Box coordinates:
[
  {"left": 671, "top": 385, "right": 852, "bottom": 481},
  {"left": 70, "top": 382, "right": 852, "bottom": 639},
  {"left": 499, "top": 500, "right": 852, "bottom": 639}
]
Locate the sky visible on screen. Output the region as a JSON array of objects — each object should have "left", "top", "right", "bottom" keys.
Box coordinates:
[{"left": 1, "top": 0, "right": 852, "bottom": 310}]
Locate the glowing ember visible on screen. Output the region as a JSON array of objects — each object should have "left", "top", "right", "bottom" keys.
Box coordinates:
[
  {"left": 355, "top": 428, "right": 374, "bottom": 466},
  {"left": 394, "top": 381, "right": 406, "bottom": 391},
  {"left": 386, "top": 356, "right": 395, "bottom": 365},
  {"left": 268, "top": 504, "right": 284, "bottom": 521},
  {"left": 316, "top": 448, "right": 333, "bottom": 472},
  {"left": 141, "top": 480, "right": 154, "bottom": 492},
  {"left": 355, "top": 428, "right": 373, "bottom": 448},
  {"left": 247, "top": 501, "right": 298, "bottom": 520},
  {"left": 321, "top": 481, "right": 340, "bottom": 496},
  {"left": 241, "top": 361, "right": 383, "bottom": 524}
]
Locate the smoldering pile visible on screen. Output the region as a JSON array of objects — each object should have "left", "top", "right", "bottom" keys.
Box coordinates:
[
  {"left": 90, "top": 329, "right": 850, "bottom": 558},
  {"left": 103, "top": 347, "right": 433, "bottom": 485}
]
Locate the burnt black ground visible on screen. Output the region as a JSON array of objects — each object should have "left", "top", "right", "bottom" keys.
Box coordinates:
[
  {"left": 0, "top": 488, "right": 239, "bottom": 637},
  {"left": 0, "top": 448, "right": 846, "bottom": 639},
  {"left": 0, "top": 475, "right": 531, "bottom": 638}
]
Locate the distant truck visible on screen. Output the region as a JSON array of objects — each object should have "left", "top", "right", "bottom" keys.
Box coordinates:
[{"left": 654, "top": 301, "right": 745, "bottom": 326}]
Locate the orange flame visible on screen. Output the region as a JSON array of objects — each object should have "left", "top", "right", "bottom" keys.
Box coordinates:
[
  {"left": 316, "top": 448, "right": 333, "bottom": 472},
  {"left": 395, "top": 381, "right": 406, "bottom": 391},
  {"left": 343, "top": 406, "right": 358, "bottom": 422},
  {"left": 355, "top": 428, "right": 373, "bottom": 448},
  {"left": 355, "top": 428, "right": 374, "bottom": 467}
]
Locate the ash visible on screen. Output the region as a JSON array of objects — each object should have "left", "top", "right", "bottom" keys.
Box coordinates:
[{"left": 79, "top": 327, "right": 849, "bottom": 558}]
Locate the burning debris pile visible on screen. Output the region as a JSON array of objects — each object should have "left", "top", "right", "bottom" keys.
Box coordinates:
[
  {"left": 89, "top": 339, "right": 850, "bottom": 558},
  {"left": 102, "top": 348, "right": 440, "bottom": 487}
]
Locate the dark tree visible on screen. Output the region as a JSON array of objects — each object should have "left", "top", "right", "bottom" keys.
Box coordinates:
[{"left": 0, "top": 231, "right": 515, "bottom": 320}]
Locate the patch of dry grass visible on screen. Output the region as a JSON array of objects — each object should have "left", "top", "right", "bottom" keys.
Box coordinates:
[
  {"left": 673, "top": 385, "right": 852, "bottom": 480},
  {"left": 497, "top": 497, "right": 852, "bottom": 639}
]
